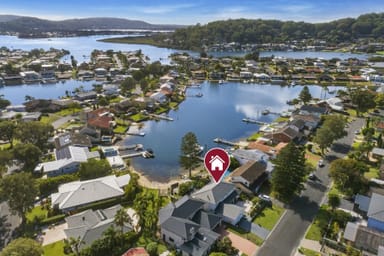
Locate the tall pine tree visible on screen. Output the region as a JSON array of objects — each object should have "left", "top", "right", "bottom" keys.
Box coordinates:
[{"left": 271, "top": 142, "right": 308, "bottom": 203}]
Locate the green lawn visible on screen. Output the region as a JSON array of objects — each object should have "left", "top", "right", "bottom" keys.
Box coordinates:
[
  {"left": 26, "top": 206, "right": 48, "bottom": 223},
  {"left": 43, "top": 240, "right": 65, "bottom": 256},
  {"left": 253, "top": 205, "right": 285, "bottom": 230},
  {"left": 299, "top": 247, "right": 321, "bottom": 256},
  {"left": 155, "top": 106, "right": 168, "bottom": 114},
  {"left": 346, "top": 109, "right": 357, "bottom": 117},
  {"left": 365, "top": 167, "right": 380, "bottom": 180},
  {"left": 169, "top": 101, "right": 179, "bottom": 109},
  {"left": 273, "top": 116, "right": 290, "bottom": 123},
  {"left": 305, "top": 206, "right": 330, "bottom": 241},
  {"left": 113, "top": 125, "right": 128, "bottom": 134},
  {"left": 130, "top": 113, "right": 147, "bottom": 122},
  {"left": 226, "top": 225, "right": 264, "bottom": 246},
  {"left": 40, "top": 114, "right": 60, "bottom": 124},
  {"left": 305, "top": 149, "right": 321, "bottom": 167},
  {"left": 55, "top": 108, "right": 82, "bottom": 117},
  {"left": 247, "top": 132, "right": 262, "bottom": 141}
]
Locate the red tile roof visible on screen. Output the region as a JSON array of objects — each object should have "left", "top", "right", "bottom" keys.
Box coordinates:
[{"left": 121, "top": 247, "right": 149, "bottom": 256}]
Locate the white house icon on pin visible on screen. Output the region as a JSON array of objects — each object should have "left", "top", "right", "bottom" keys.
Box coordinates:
[{"left": 209, "top": 155, "right": 225, "bottom": 171}]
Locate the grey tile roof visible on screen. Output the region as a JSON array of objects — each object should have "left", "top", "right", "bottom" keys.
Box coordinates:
[
  {"left": 192, "top": 182, "right": 236, "bottom": 205},
  {"left": 162, "top": 216, "right": 200, "bottom": 241},
  {"left": 368, "top": 193, "right": 384, "bottom": 222},
  {"left": 344, "top": 222, "right": 359, "bottom": 242},
  {"left": 173, "top": 199, "right": 205, "bottom": 219},
  {"left": 179, "top": 228, "right": 220, "bottom": 256},
  {"left": 64, "top": 204, "right": 131, "bottom": 249},
  {"left": 216, "top": 203, "right": 244, "bottom": 222},
  {"left": 192, "top": 210, "right": 221, "bottom": 229},
  {"left": 51, "top": 175, "right": 129, "bottom": 210}
]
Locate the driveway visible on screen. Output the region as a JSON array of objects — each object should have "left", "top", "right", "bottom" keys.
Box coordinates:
[
  {"left": 218, "top": 226, "right": 259, "bottom": 256},
  {"left": 41, "top": 223, "right": 67, "bottom": 245},
  {"left": 0, "top": 202, "right": 21, "bottom": 249},
  {"left": 238, "top": 218, "right": 270, "bottom": 240},
  {"left": 256, "top": 118, "right": 365, "bottom": 256}
]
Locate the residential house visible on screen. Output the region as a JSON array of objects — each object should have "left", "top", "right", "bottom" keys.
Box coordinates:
[
  {"left": 192, "top": 182, "right": 244, "bottom": 225},
  {"left": 298, "top": 105, "right": 328, "bottom": 117},
  {"left": 34, "top": 145, "right": 100, "bottom": 177},
  {"left": 344, "top": 222, "right": 384, "bottom": 254},
  {"left": 64, "top": 205, "right": 133, "bottom": 249},
  {"left": 264, "top": 125, "right": 302, "bottom": 144},
  {"left": 367, "top": 193, "right": 384, "bottom": 232},
  {"left": 230, "top": 149, "right": 270, "bottom": 165},
  {"left": 372, "top": 148, "right": 384, "bottom": 160},
  {"left": 159, "top": 196, "right": 221, "bottom": 256},
  {"left": 74, "top": 91, "right": 97, "bottom": 101},
  {"left": 86, "top": 108, "right": 115, "bottom": 134},
  {"left": 230, "top": 160, "right": 269, "bottom": 192},
  {"left": 150, "top": 91, "right": 168, "bottom": 104},
  {"left": 377, "top": 122, "right": 384, "bottom": 133},
  {"left": 291, "top": 114, "right": 321, "bottom": 131},
  {"left": 191, "top": 70, "right": 206, "bottom": 80},
  {"left": 51, "top": 174, "right": 130, "bottom": 212},
  {"left": 121, "top": 248, "right": 149, "bottom": 256},
  {"left": 326, "top": 97, "right": 344, "bottom": 112}
]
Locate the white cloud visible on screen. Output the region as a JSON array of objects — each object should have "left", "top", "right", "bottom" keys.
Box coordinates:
[{"left": 136, "top": 3, "right": 197, "bottom": 15}]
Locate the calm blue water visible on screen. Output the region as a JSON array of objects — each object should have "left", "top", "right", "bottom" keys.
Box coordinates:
[
  {"left": 0, "top": 36, "right": 358, "bottom": 181},
  {"left": 124, "top": 82, "right": 339, "bottom": 181}
]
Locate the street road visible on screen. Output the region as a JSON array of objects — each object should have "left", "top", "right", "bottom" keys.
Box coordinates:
[{"left": 256, "top": 118, "right": 364, "bottom": 256}]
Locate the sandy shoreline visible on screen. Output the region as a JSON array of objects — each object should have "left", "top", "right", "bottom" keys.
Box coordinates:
[{"left": 128, "top": 164, "right": 207, "bottom": 190}]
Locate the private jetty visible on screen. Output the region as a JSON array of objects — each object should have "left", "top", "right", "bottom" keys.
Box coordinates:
[
  {"left": 213, "top": 138, "right": 239, "bottom": 147},
  {"left": 242, "top": 118, "right": 268, "bottom": 125}
]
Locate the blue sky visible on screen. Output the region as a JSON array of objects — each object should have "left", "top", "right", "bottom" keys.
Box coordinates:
[{"left": 1, "top": 0, "right": 384, "bottom": 25}]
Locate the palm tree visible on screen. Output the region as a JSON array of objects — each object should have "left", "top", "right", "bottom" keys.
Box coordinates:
[
  {"left": 114, "top": 208, "right": 133, "bottom": 234},
  {"left": 67, "top": 236, "right": 84, "bottom": 256}
]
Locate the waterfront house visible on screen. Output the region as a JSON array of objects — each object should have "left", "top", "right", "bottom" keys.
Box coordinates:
[
  {"left": 230, "top": 160, "right": 269, "bottom": 192},
  {"left": 64, "top": 204, "right": 133, "bottom": 250},
  {"left": 74, "top": 91, "right": 97, "bottom": 101},
  {"left": 20, "top": 71, "right": 41, "bottom": 83},
  {"left": 86, "top": 108, "right": 115, "bottom": 134},
  {"left": 150, "top": 91, "right": 168, "bottom": 104},
  {"left": 34, "top": 145, "right": 100, "bottom": 177},
  {"left": 192, "top": 182, "right": 244, "bottom": 226},
  {"left": 264, "top": 125, "right": 303, "bottom": 144},
  {"left": 121, "top": 248, "right": 149, "bottom": 256},
  {"left": 51, "top": 174, "right": 130, "bottom": 212},
  {"left": 159, "top": 196, "right": 221, "bottom": 256},
  {"left": 291, "top": 114, "right": 321, "bottom": 131},
  {"left": 298, "top": 105, "right": 328, "bottom": 117},
  {"left": 191, "top": 70, "right": 206, "bottom": 80}
]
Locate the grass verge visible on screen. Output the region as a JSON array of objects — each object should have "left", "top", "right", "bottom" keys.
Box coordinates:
[{"left": 253, "top": 205, "right": 285, "bottom": 230}]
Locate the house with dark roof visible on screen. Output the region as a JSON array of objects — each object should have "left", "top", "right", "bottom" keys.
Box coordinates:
[
  {"left": 367, "top": 193, "right": 384, "bottom": 232},
  {"left": 192, "top": 182, "right": 244, "bottom": 225},
  {"left": 159, "top": 196, "right": 221, "bottom": 256},
  {"left": 291, "top": 114, "right": 321, "bottom": 131},
  {"left": 64, "top": 204, "right": 133, "bottom": 250},
  {"left": 298, "top": 105, "right": 328, "bottom": 117},
  {"left": 230, "top": 160, "right": 269, "bottom": 192},
  {"left": 264, "top": 125, "right": 303, "bottom": 144}
]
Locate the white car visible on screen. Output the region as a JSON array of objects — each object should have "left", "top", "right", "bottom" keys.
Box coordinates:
[
  {"left": 258, "top": 194, "right": 272, "bottom": 203},
  {"left": 318, "top": 159, "right": 324, "bottom": 167}
]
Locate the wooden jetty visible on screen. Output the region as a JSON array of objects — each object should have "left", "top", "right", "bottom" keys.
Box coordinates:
[
  {"left": 242, "top": 118, "right": 268, "bottom": 125},
  {"left": 213, "top": 138, "right": 239, "bottom": 147},
  {"left": 120, "top": 150, "right": 154, "bottom": 159},
  {"left": 149, "top": 114, "right": 174, "bottom": 121}
]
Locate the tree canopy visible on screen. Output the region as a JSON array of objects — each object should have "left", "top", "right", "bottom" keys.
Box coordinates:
[
  {"left": 329, "top": 159, "right": 368, "bottom": 196},
  {"left": 313, "top": 115, "right": 347, "bottom": 154},
  {"left": 0, "top": 172, "right": 38, "bottom": 221},
  {"left": 12, "top": 143, "right": 41, "bottom": 172},
  {"left": 0, "top": 237, "right": 43, "bottom": 256},
  {"left": 299, "top": 86, "right": 312, "bottom": 104},
  {"left": 78, "top": 159, "right": 112, "bottom": 181},
  {"left": 14, "top": 121, "right": 54, "bottom": 150},
  {"left": 271, "top": 142, "right": 308, "bottom": 202},
  {"left": 160, "top": 13, "right": 384, "bottom": 49},
  {"left": 350, "top": 89, "right": 376, "bottom": 116},
  {"left": 179, "top": 132, "right": 200, "bottom": 178}
]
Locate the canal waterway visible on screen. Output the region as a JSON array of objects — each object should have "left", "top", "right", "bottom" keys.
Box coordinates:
[
  {"left": 123, "top": 82, "right": 340, "bottom": 182},
  {"left": 0, "top": 35, "right": 359, "bottom": 181}
]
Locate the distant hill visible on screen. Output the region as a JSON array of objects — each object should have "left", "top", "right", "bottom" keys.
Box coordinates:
[
  {"left": 167, "top": 12, "right": 384, "bottom": 49},
  {"left": 0, "top": 15, "right": 183, "bottom": 34}
]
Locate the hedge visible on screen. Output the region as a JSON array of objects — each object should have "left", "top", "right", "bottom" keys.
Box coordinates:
[{"left": 40, "top": 214, "right": 66, "bottom": 226}]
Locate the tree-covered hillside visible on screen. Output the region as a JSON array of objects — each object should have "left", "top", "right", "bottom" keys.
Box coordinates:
[{"left": 168, "top": 13, "right": 384, "bottom": 49}]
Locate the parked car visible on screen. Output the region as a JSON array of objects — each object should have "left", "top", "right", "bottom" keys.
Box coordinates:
[
  {"left": 258, "top": 194, "right": 272, "bottom": 203},
  {"left": 308, "top": 173, "right": 316, "bottom": 181},
  {"left": 318, "top": 159, "right": 324, "bottom": 167}
]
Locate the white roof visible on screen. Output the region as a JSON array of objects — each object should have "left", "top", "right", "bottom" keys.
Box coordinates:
[
  {"left": 344, "top": 222, "right": 358, "bottom": 242},
  {"left": 51, "top": 174, "right": 130, "bottom": 210}
]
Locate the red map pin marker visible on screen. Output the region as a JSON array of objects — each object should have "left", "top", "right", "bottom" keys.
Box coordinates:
[{"left": 204, "top": 147, "right": 231, "bottom": 183}]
